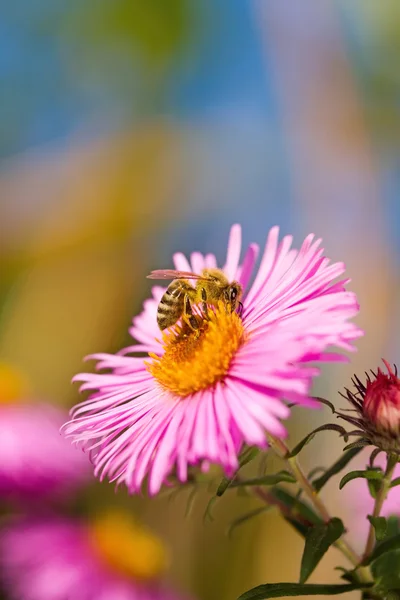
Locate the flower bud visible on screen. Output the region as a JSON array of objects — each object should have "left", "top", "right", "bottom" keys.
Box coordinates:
[
  {"left": 338, "top": 359, "right": 400, "bottom": 455},
  {"left": 363, "top": 360, "right": 400, "bottom": 435}
]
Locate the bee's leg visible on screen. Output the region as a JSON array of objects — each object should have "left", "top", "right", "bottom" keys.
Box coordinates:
[
  {"left": 200, "top": 287, "right": 209, "bottom": 320},
  {"left": 238, "top": 301, "right": 244, "bottom": 316},
  {"left": 183, "top": 294, "right": 199, "bottom": 331}
]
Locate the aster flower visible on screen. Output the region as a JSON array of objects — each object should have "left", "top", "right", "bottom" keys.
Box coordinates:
[
  {"left": 63, "top": 225, "right": 362, "bottom": 495},
  {"left": 338, "top": 360, "right": 400, "bottom": 455},
  {"left": 0, "top": 513, "right": 186, "bottom": 600},
  {"left": 0, "top": 403, "right": 90, "bottom": 500}
]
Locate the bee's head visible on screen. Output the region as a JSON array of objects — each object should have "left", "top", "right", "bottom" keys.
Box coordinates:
[{"left": 224, "top": 282, "right": 242, "bottom": 311}]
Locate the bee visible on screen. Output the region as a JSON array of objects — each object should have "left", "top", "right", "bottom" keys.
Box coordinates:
[{"left": 147, "top": 268, "right": 243, "bottom": 332}]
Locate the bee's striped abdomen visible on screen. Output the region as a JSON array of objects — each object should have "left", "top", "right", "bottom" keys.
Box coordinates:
[{"left": 157, "top": 280, "right": 190, "bottom": 330}]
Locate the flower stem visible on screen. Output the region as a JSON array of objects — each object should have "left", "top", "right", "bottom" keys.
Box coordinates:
[
  {"left": 362, "top": 453, "right": 398, "bottom": 563},
  {"left": 267, "top": 435, "right": 371, "bottom": 582}
]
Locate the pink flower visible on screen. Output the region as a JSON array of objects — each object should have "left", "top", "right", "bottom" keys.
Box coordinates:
[
  {"left": 63, "top": 225, "right": 362, "bottom": 495},
  {"left": 0, "top": 515, "right": 186, "bottom": 600},
  {"left": 0, "top": 404, "right": 90, "bottom": 500}
]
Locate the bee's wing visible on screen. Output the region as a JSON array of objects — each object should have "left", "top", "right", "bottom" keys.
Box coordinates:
[{"left": 147, "top": 269, "right": 208, "bottom": 281}]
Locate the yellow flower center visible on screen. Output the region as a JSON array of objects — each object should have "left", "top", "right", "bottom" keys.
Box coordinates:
[
  {"left": 0, "top": 362, "right": 29, "bottom": 404},
  {"left": 146, "top": 302, "right": 246, "bottom": 397},
  {"left": 89, "top": 511, "right": 168, "bottom": 582}
]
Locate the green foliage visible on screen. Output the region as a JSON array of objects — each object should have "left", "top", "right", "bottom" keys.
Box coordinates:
[
  {"left": 229, "top": 472, "right": 296, "bottom": 489},
  {"left": 367, "top": 516, "right": 388, "bottom": 541},
  {"left": 203, "top": 496, "right": 217, "bottom": 523},
  {"left": 339, "top": 468, "right": 383, "bottom": 490},
  {"left": 288, "top": 425, "right": 348, "bottom": 458},
  {"left": 269, "top": 487, "right": 322, "bottom": 526},
  {"left": 371, "top": 549, "right": 400, "bottom": 594},
  {"left": 216, "top": 447, "right": 260, "bottom": 497},
  {"left": 64, "top": 0, "right": 193, "bottom": 68},
  {"left": 362, "top": 532, "right": 400, "bottom": 566},
  {"left": 312, "top": 447, "right": 363, "bottom": 492},
  {"left": 237, "top": 582, "right": 371, "bottom": 600},
  {"left": 299, "top": 518, "right": 345, "bottom": 583},
  {"left": 227, "top": 506, "right": 272, "bottom": 538}
]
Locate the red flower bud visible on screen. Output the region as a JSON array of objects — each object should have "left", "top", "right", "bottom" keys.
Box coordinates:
[{"left": 363, "top": 360, "right": 400, "bottom": 435}]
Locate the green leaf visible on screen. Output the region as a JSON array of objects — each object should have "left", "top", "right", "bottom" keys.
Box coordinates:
[
  {"left": 312, "top": 396, "right": 336, "bottom": 413},
  {"left": 237, "top": 582, "right": 370, "bottom": 600},
  {"left": 227, "top": 506, "right": 272, "bottom": 538},
  {"left": 371, "top": 548, "right": 400, "bottom": 593},
  {"left": 339, "top": 469, "right": 383, "bottom": 490},
  {"left": 300, "top": 518, "right": 345, "bottom": 583},
  {"left": 289, "top": 425, "right": 348, "bottom": 458},
  {"left": 184, "top": 487, "right": 197, "bottom": 518},
  {"left": 313, "top": 447, "right": 363, "bottom": 492},
  {"left": 230, "top": 472, "right": 296, "bottom": 488},
  {"left": 216, "top": 447, "right": 260, "bottom": 497},
  {"left": 284, "top": 516, "right": 311, "bottom": 539},
  {"left": 203, "top": 496, "right": 217, "bottom": 523},
  {"left": 239, "top": 446, "right": 260, "bottom": 466},
  {"left": 335, "top": 567, "right": 359, "bottom": 584},
  {"left": 362, "top": 532, "right": 400, "bottom": 566},
  {"left": 386, "top": 516, "right": 400, "bottom": 537},
  {"left": 390, "top": 477, "right": 400, "bottom": 489},
  {"left": 367, "top": 515, "right": 388, "bottom": 541},
  {"left": 368, "top": 478, "right": 381, "bottom": 500},
  {"left": 269, "top": 487, "right": 322, "bottom": 526}
]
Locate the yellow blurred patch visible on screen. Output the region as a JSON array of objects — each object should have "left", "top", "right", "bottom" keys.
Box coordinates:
[
  {"left": 89, "top": 511, "right": 169, "bottom": 582},
  {"left": 0, "top": 362, "right": 29, "bottom": 404}
]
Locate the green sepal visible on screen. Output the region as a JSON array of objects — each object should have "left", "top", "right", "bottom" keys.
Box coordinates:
[
  {"left": 367, "top": 515, "right": 388, "bottom": 541},
  {"left": 300, "top": 518, "right": 345, "bottom": 583},
  {"left": 237, "top": 582, "right": 372, "bottom": 600},
  {"left": 288, "top": 425, "right": 348, "bottom": 458},
  {"left": 342, "top": 440, "right": 369, "bottom": 452},
  {"left": 339, "top": 468, "right": 383, "bottom": 490},
  {"left": 369, "top": 448, "right": 382, "bottom": 468},
  {"left": 313, "top": 447, "right": 362, "bottom": 492}
]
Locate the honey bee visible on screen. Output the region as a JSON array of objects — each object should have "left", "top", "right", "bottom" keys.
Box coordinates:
[{"left": 147, "top": 268, "right": 243, "bottom": 331}]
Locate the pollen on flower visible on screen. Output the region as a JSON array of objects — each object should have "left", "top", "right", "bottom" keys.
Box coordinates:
[
  {"left": 89, "top": 511, "right": 168, "bottom": 581},
  {"left": 146, "top": 302, "right": 246, "bottom": 397}
]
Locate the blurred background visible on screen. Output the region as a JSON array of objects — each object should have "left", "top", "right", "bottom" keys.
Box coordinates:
[{"left": 1, "top": 1, "right": 400, "bottom": 599}]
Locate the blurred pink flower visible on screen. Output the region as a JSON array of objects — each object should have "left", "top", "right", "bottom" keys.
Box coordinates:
[
  {"left": 0, "top": 404, "right": 89, "bottom": 500},
  {"left": 64, "top": 225, "right": 362, "bottom": 495},
  {"left": 0, "top": 516, "right": 186, "bottom": 600}
]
